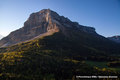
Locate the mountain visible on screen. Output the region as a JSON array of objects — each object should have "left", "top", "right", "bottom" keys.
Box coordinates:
[
  {"left": 0, "top": 9, "right": 96, "bottom": 47},
  {"left": 0, "top": 34, "right": 3, "bottom": 40},
  {"left": 0, "top": 9, "right": 120, "bottom": 79},
  {"left": 0, "top": 9, "right": 120, "bottom": 55},
  {"left": 108, "top": 36, "right": 120, "bottom": 43}
]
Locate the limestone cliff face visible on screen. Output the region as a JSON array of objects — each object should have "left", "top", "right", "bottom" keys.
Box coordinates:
[{"left": 0, "top": 9, "right": 96, "bottom": 47}]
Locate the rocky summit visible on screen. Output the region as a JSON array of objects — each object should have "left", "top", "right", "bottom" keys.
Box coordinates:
[{"left": 0, "top": 9, "right": 96, "bottom": 47}]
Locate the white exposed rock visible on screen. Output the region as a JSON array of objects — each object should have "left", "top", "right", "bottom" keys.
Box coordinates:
[{"left": 0, "top": 34, "right": 3, "bottom": 40}]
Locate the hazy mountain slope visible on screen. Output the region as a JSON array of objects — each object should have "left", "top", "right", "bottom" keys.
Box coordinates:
[
  {"left": 0, "top": 34, "right": 3, "bottom": 40},
  {"left": 108, "top": 36, "right": 120, "bottom": 43}
]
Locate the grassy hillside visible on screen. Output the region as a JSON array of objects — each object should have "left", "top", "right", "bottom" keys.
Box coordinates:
[{"left": 0, "top": 31, "right": 120, "bottom": 79}]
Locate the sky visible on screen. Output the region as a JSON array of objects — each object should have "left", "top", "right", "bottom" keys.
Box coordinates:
[{"left": 0, "top": 0, "right": 120, "bottom": 37}]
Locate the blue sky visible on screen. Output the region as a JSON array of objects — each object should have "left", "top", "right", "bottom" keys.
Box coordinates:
[{"left": 0, "top": 0, "right": 120, "bottom": 37}]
